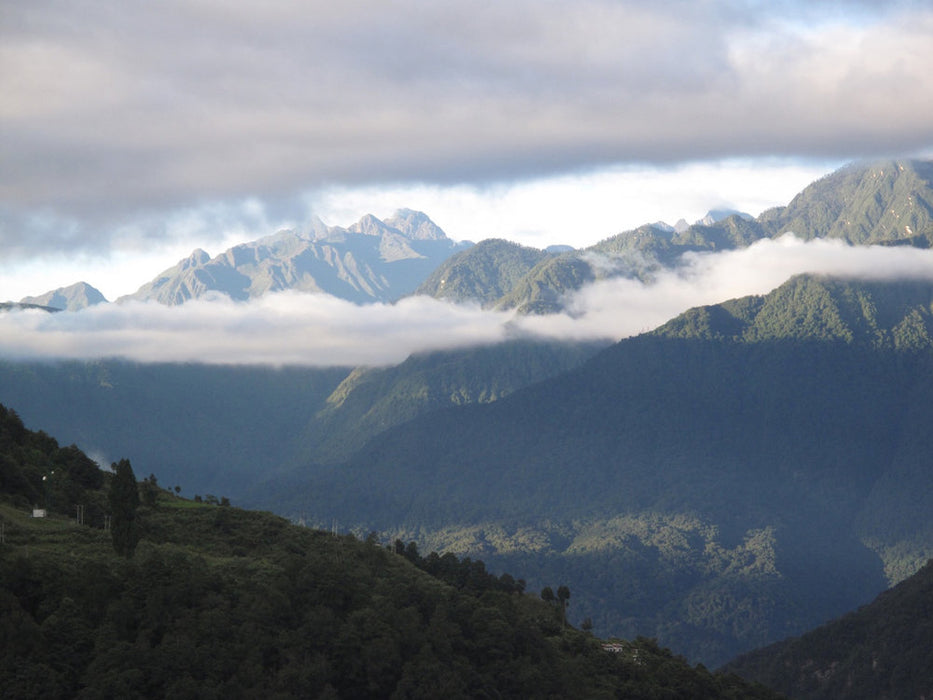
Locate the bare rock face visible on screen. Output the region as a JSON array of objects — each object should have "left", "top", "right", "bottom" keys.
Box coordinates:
[
  {"left": 118, "top": 211, "right": 470, "bottom": 305},
  {"left": 20, "top": 281, "right": 108, "bottom": 311}
]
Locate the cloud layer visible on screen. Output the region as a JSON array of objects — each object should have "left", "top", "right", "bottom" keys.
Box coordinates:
[
  {"left": 2, "top": 1, "right": 932, "bottom": 259},
  {"left": 4, "top": 237, "right": 933, "bottom": 366},
  {"left": 0, "top": 294, "right": 510, "bottom": 367}
]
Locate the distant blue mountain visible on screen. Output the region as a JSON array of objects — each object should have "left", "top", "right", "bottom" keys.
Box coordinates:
[
  {"left": 118, "top": 209, "right": 470, "bottom": 305},
  {"left": 19, "top": 281, "right": 107, "bottom": 311}
]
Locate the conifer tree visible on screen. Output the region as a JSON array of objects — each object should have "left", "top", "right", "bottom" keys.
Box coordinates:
[
  {"left": 109, "top": 458, "right": 140, "bottom": 557},
  {"left": 557, "top": 585, "right": 570, "bottom": 627}
]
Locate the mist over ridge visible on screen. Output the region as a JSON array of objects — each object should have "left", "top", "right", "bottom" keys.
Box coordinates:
[
  {"left": 3, "top": 158, "right": 931, "bottom": 365},
  {"left": 3, "top": 235, "right": 933, "bottom": 366}
]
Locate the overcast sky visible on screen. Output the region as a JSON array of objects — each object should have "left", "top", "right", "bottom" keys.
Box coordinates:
[{"left": 2, "top": 0, "right": 933, "bottom": 361}]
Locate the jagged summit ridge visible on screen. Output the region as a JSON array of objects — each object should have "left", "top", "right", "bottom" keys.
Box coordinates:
[
  {"left": 385, "top": 208, "right": 449, "bottom": 241},
  {"left": 21, "top": 159, "right": 933, "bottom": 312},
  {"left": 118, "top": 210, "right": 468, "bottom": 305}
]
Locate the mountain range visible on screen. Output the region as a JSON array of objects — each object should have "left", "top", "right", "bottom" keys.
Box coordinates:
[
  {"left": 18, "top": 160, "right": 933, "bottom": 314},
  {"left": 417, "top": 159, "right": 933, "bottom": 312},
  {"left": 6, "top": 273, "right": 933, "bottom": 667},
  {"left": 3, "top": 159, "right": 933, "bottom": 677},
  {"left": 120, "top": 208, "right": 471, "bottom": 305},
  {"left": 249, "top": 273, "right": 933, "bottom": 665},
  {"left": 13, "top": 209, "right": 471, "bottom": 309}
]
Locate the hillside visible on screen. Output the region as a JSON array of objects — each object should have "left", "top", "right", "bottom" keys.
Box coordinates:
[
  {"left": 292, "top": 339, "right": 607, "bottom": 466},
  {"left": 414, "top": 238, "right": 553, "bottom": 307},
  {"left": 0, "top": 406, "right": 780, "bottom": 699},
  {"left": 0, "top": 341, "right": 601, "bottom": 499},
  {"left": 758, "top": 159, "right": 933, "bottom": 245},
  {"left": 724, "top": 559, "right": 933, "bottom": 699},
  {"left": 0, "top": 361, "right": 350, "bottom": 498},
  {"left": 655, "top": 274, "right": 933, "bottom": 348},
  {"left": 119, "top": 209, "right": 468, "bottom": 305},
  {"left": 495, "top": 253, "right": 598, "bottom": 313},
  {"left": 257, "top": 275, "right": 933, "bottom": 666}
]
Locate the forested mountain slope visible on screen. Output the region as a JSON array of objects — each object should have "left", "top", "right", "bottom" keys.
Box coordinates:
[
  {"left": 0, "top": 362, "right": 349, "bottom": 498},
  {"left": 758, "top": 159, "right": 933, "bottom": 245},
  {"left": 0, "top": 341, "right": 601, "bottom": 500},
  {"left": 0, "top": 406, "right": 780, "bottom": 699},
  {"left": 655, "top": 274, "right": 933, "bottom": 348},
  {"left": 292, "top": 339, "right": 606, "bottom": 466},
  {"left": 259, "top": 275, "right": 933, "bottom": 666},
  {"left": 724, "top": 559, "right": 933, "bottom": 700},
  {"left": 414, "top": 238, "right": 552, "bottom": 307}
]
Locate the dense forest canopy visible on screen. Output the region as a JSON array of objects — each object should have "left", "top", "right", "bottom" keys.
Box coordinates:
[
  {"left": 254, "top": 275, "right": 933, "bottom": 665},
  {"left": 0, "top": 405, "right": 780, "bottom": 698},
  {"left": 725, "top": 560, "right": 933, "bottom": 700}
]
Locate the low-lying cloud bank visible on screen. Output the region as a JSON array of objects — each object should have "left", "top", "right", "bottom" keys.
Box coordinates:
[
  {"left": 4, "top": 237, "right": 933, "bottom": 366},
  {"left": 524, "top": 235, "right": 933, "bottom": 340},
  {"left": 0, "top": 294, "right": 511, "bottom": 367}
]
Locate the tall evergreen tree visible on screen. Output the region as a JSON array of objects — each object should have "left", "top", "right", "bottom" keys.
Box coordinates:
[
  {"left": 108, "top": 458, "right": 139, "bottom": 557},
  {"left": 557, "top": 585, "right": 570, "bottom": 627}
]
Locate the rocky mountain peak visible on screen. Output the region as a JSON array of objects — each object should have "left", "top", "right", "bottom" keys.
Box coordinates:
[
  {"left": 185, "top": 249, "right": 211, "bottom": 268},
  {"left": 385, "top": 209, "right": 448, "bottom": 241},
  {"left": 348, "top": 214, "right": 392, "bottom": 237},
  {"left": 696, "top": 209, "right": 753, "bottom": 226},
  {"left": 20, "top": 281, "right": 108, "bottom": 311},
  {"left": 117, "top": 212, "right": 463, "bottom": 306}
]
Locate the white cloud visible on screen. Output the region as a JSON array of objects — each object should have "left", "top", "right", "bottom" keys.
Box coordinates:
[
  {"left": 0, "top": 293, "right": 511, "bottom": 366},
  {"left": 308, "top": 159, "right": 837, "bottom": 248},
  {"left": 519, "top": 236, "right": 933, "bottom": 340},
  {"left": 5, "top": 237, "right": 933, "bottom": 366}
]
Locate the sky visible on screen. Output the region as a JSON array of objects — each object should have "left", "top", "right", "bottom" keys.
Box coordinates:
[{"left": 2, "top": 0, "right": 933, "bottom": 364}]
